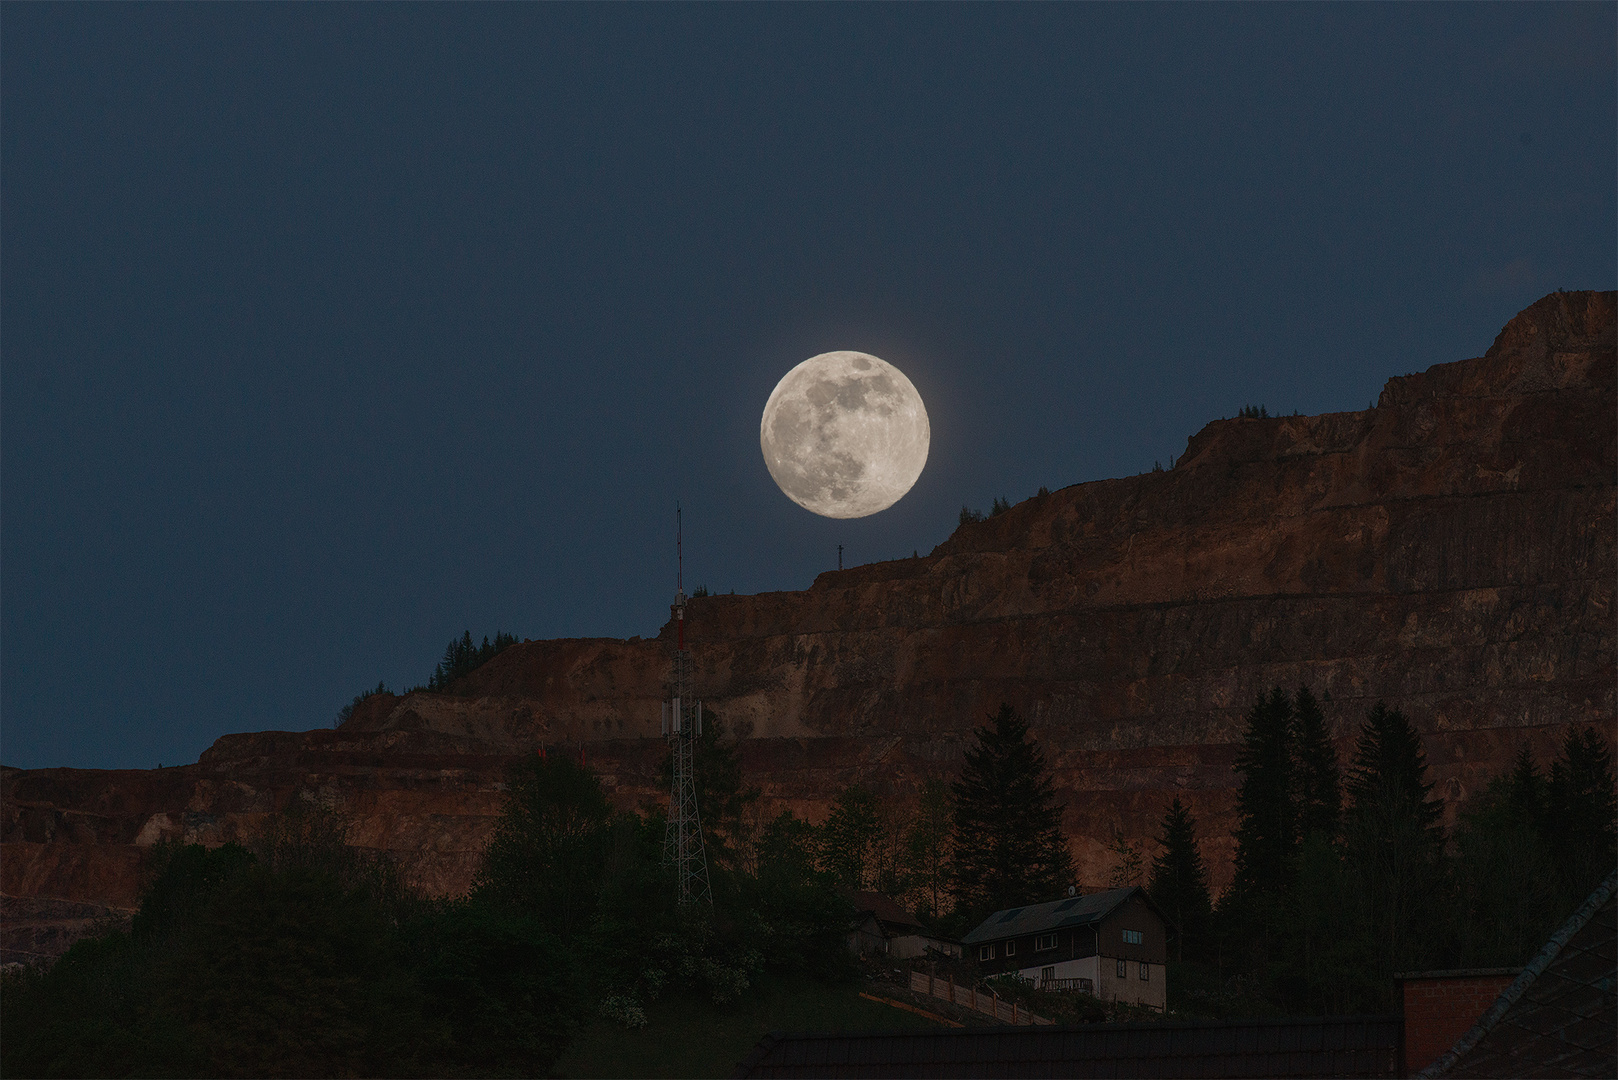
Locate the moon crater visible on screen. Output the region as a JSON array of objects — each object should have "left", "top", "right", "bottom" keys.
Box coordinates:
[{"left": 760, "top": 351, "right": 930, "bottom": 519}]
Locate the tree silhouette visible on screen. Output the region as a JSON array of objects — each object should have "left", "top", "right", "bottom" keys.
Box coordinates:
[
  {"left": 1545, "top": 726, "right": 1617, "bottom": 903},
  {"left": 1292, "top": 687, "right": 1341, "bottom": 841},
  {"left": 949, "top": 705, "right": 1073, "bottom": 922},
  {"left": 820, "top": 785, "right": 882, "bottom": 889},
  {"left": 1230, "top": 688, "right": 1299, "bottom": 899},
  {"left": 1148, "top": 798, "right": 1212, "bottom": 962}
]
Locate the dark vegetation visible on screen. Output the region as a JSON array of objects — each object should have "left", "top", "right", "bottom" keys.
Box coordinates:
[
  {"left": 5, "top": 688, "right": 1611, "bottom": 1075},
  {"left": 428, "top": 630, "right": 519, "bottom": 691},
  {"left": 337, "top": 630, "right": 520, "bottom": 724},
  {"left": 1157, "top": 691, "right": 1616, "bottom": 1017}
]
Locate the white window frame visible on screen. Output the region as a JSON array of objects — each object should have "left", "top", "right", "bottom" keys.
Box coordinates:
[
  {"left": 1004, "top": 940, "right": 1016, "bottom": 956},
  {"left": 979, "top": 944, "right": 994, "bottom": 961},
  {"left": 1035, "top": 933, "right": 1058, "bottom": 951},
  {"left": 1122, "top": 928, "right": 1143, "bottom": 945},
  {"left": 1116, "top": 958, "right": 1127, "bottom": 978},
  {"left": 1139, "top": 961, "right": 1149, "bottom": 981}
]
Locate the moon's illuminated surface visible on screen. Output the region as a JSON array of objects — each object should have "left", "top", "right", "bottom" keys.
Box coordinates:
[{"left": 760, "top": 351, "right": 930, "bottom": 519}]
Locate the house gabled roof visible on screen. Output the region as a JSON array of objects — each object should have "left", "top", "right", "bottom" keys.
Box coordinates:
[
  {"left": 962, "top": 886, "right": 1169, "bottom": 945},
  {"left": 843, "top": 889, "right": 925, "bottom": 931}
]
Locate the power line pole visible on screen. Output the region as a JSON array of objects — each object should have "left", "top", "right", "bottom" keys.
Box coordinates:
[{"left": 661, "top": 504, "right": 713, "bottom": 906}]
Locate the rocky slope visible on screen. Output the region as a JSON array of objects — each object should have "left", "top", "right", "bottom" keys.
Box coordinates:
[{"left": 4, "top": 290, "right": 1613, "bottom": 963}]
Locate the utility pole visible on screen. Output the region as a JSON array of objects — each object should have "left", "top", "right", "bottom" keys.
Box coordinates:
[
  {"left": 838, "top": 544, "right": 843, "bottom": 571},
  {"left": 661, "top": 504, "right": 713, "bottom": 906}
]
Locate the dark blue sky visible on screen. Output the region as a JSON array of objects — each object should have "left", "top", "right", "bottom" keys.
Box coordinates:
[{"left": 4, "top": 5, "right": 1613, "bottom": 770}]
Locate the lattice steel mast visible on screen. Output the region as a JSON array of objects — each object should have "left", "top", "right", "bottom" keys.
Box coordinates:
[{"left": 661, "top": 505, "right": 712, "bottom": 906}]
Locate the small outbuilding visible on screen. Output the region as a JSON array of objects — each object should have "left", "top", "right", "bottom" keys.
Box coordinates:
[
  {"left": 844, "top": 890, "right": 961, "bottom": 960},
  {"left": 963, "top": 887, "right": 1170, "bottom": 1011}
]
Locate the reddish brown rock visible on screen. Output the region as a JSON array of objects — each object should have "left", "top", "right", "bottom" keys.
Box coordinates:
[{"left": 3, "top": 291, "right": 1613, "bottom": 961}]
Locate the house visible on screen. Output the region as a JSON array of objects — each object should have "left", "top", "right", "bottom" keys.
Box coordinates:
[
  {"left": 962, "top": 887, "right": 1169, "bottom": 1010},
  {"left": 844, "top": 890, "right": 961, "bottom": 960}
]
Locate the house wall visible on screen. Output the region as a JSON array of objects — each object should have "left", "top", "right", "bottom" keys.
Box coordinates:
[
  {"left": 1096, "top": 895, "right": 1168, "bottom": 966},
  {"left": 1097, "top": 954, "right": 1167, "bottom": 1011},
  {"left": 1015, "top": 955, "right": 1098, "bottom": 988},
  {"left": 973, "top": 924, "right": 1100, "bottom": 976},
  {"left": 890, "top": 934, "right": 959, "bottom": 960}
]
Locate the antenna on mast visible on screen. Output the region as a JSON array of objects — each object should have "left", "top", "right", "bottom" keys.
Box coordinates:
[{"left": 662, "top": 502, "right": 711, "bottom": 906}]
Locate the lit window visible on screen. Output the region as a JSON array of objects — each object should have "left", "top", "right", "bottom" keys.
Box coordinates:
[
  {"left": 1116, "top": 958, "right": 1127, "bottom": 978},
  {"left": 1122, "top": 929, "right": 1143, "bottom": 945},
  {"left": 1139, "top": 962, "right": 1149, "bottom": 981},
  {"left": 980, "top": 944, "right": 994, "bottom": 961},
  {"left": 1005, "top": 940, "right": 1016, "bottom": 956},
  {"left": 1036, "top": 933, "right": 1058, "bottom": 951}
]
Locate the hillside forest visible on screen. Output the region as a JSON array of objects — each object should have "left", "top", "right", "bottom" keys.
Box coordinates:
[{"left": 3, "top": 671, "right": 1613, "bottom": 1076}]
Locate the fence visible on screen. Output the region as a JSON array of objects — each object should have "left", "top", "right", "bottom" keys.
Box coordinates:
[
  {"left": 910, "top": 971, "right": 1054, "bottom": 1026},
  {"left": 1037, "top": 976, "right": 1094, "bottom": 993}
]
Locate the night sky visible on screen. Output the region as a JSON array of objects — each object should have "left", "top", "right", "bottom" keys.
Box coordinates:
[{"left": 4, "top": 5, "right": 1613, "bottom": 771}]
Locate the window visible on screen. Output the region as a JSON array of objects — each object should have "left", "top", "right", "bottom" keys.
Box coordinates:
[
  {"left": 1139, "top": 962, "right": 1149, "bottom": 981},
  {"left": 1035, "top": 933, "right": 1058, "bottom": 951},
  {"left": 1122, "top": 929, "right": 1143, "bottom": 945},
  {"left": 979, "top": 944, "right": 995, "bottom": 961},
  {"left": 1004, "top": 940, "right": 1016, "bottom": 956},
  {"left": 1117, "top": 958, "right": 1127, "bottom": 978},
  {"left": 1041, "top": 966, "right": 1056, "bottom": 985}
]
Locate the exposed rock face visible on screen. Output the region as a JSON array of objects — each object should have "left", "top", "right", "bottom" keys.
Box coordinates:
[{"left": 4, "top": 291, "right": 1613, "bottom": 962}]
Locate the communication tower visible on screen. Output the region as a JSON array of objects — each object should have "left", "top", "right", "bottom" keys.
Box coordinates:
[{"left": 661, "top": 505, "right": 713, "bottom": 906}]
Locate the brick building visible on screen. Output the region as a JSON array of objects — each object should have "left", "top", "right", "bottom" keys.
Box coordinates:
[{"left": 1395, "top": 968, "right": 1520, "bottom": 1076}]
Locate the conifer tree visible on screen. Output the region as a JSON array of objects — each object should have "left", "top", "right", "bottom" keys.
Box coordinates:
[
  {"left": 1545, "top": 726, "right": 1617, "bottom": 903},
  {"left": 1450, "top": 745, "right": 1561, "bottom": 967},
  {"left": 1292, "top": 686, "right": 1341, "bottom": 841},
  {"left": 1148, "top": 798, "right": 1213, "bottom": 961},
  {"left": 1340, "top": 703, "right": 1446, "bottom": 982},
  {"left": 1230, "top": 687, "right": 1299, "bottom": 898},
  {"left": 950, "top": 705, "right": 1073, "bottom": 922}
]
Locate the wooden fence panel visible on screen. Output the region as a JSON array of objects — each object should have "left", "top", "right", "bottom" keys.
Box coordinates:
[{"left": 909, "top": 972, "right": 1052, "bottom": 1026}]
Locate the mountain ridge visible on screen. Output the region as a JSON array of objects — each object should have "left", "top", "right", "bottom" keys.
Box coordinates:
[{"left": 4, "top": 289, "right": 1612, "bottom": 965}]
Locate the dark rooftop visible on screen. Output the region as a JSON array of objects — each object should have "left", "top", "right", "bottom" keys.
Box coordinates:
[
  {"left": 963, "top": 887, "right": 1155, "bottom": 945},
  {"left": 733, "top": 1015, "right": 1402, "bottom": 1078}
]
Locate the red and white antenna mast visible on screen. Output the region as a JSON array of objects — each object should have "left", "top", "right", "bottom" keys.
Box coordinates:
[{"left": 661, "top": 502, "right": 711, "bottom": 906}]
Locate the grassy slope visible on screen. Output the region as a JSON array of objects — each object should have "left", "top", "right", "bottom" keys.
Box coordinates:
[{"left": 554, "top": 976, "right": 942, "bottom": 1078}]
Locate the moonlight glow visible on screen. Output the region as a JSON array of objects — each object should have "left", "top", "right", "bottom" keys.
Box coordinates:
[{"left": 759, "top": 351, "right": 930, "bottom": 519}]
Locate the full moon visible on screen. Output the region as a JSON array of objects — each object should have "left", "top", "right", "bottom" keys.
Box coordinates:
[{"left": 759, "top": 351, "right": 930, "bottom": 519}]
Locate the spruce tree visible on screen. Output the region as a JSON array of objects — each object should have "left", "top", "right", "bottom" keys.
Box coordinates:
[
  {"left": 1344, "top": 703, "right": 1442, "bottom": 831},
  {"left": 1148, "top": 798, "right": 1213, "bottom": 961},
  {"left": 1450, "top": 746, "right": 1562, "bottom": 967},
  {"left": 1545, "top": 726, "right": 1618, "bottom": 904},
  {"left": 949, "top": 704, "right": 1073, "bottom": 923},
  {"left": 1231, "top": 687, "right": 1299, "bottom": 898},
  {"left": 1292, "top": 686, "right": 1341, "bottom": 841},
  {"left": 1340, "top": 703, "right": 1446, "bottom": 983}
]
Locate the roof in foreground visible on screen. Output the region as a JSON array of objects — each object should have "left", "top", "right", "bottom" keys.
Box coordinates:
[
  {"left": 1421, "top": 867, "right": 1616, "bottom": 1079},
  {"left": 962, "top": 887, "right": 1145, "bottom": 945},
  {"left": 733, "top": 1015, "right": 1401, "bottom": 1079}
]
